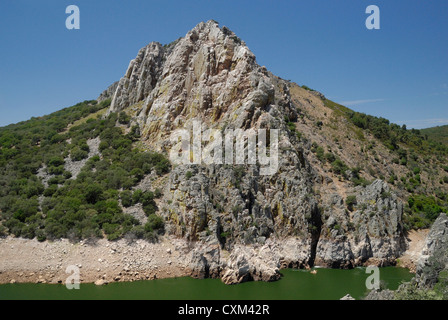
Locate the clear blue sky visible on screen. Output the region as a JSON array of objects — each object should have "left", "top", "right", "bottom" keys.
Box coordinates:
[{"left": 0, "top": 0, "right": 447, "bottom": 129}]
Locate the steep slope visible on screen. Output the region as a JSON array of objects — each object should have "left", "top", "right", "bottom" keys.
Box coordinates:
[{"left": 105, "top": 20, "right": 425, "bottom": 282}]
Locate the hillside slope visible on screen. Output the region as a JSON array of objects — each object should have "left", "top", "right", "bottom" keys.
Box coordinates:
[{"left": 421, "top": 125, "right": 448, "bottom": 145}]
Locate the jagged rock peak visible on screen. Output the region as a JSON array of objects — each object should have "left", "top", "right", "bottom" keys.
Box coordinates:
[
  {"left": 107, "top": 20, "right": 286, "bottom": 154},
  {"left": 108, "top": 20, "right": 257, "bottom": 115}
]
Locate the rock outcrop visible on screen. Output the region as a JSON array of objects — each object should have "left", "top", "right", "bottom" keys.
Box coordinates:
[
  {"left": 97, "top": 81, "right": 119, "bottom": 104},
  {"left": 316, "top": 179, "right": 406, "bottom": 268},
  {"left": 105, "top": 20, "right": 408, "bottom": 283},
  {"left": 415, "top": 213, "right": 448, "bottom": 287},
  {"left": 363, "top": 289, "right": 395, "bottom": 300},
  {"left": 363, "top": 213, "right": 448, "bottom": 299}
]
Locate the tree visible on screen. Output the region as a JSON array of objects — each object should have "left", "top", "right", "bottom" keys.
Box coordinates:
[
  {"left": 131, "top": 168, "right": 145, "bottom": 182},
  {"left": 48, "top": 156, "right": 65, "bottom": 167},
  {"left": 118, "top": 112, "right": 131, "bottom": 125},
  {"left": 120, "top": 190, "right": 133, "bottom": 208},
  {"left": 144, "top": 214, "right": 164, "bottom": 232},
  {"left": 85, "top": 184, "right": 103, "bottom": 204},
  {"left": 132, "top": 189, "right": 143, "bottom": 205},
  {"left": 71, "top": 147, "right": 88, "bottom": 161}
]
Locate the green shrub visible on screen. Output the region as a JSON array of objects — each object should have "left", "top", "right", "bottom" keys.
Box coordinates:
[
  {"left": 99, "top": 141, "right": 109, "bottom": 151},
  {"left": 84, "top": 184, "right": 103, "bottom": 204},
  {"left": 315, "top": 146, "right": 325, "bottom": 162},
  {"left": 388, "top": 175, "right": 396, "bottom": 184},
  {"left": 120, "top": 190, "right": 133, "bottom": 208},
  {"left": 145, "top": 214, "right": 164, "bottom": 232},
  {"left": 43, "top": 185, "right": 58, "bottom": 197},
  {"left": 381, "top": 191, "right": 392, "bottom": 200},
  {"left": 48, "top": 156, "right": 65, "bottom": 167},
  {"left": 128, "top": 225, "right": 145, "bottom": 239},
  {"left": 118, "top": 112, "right": 131, "bottom": 125},
  {"left": 0, "top": 224, "right": 8, "bottom": 237},
  {"left": 220, "top": 231, "right": 231, "bottom": 239},
  {"left": 63, "top": 170, "right": 72, "bottom": 179},
  {"left": 132, "top": 189, "right": 143, "bottom": 204},
  {"left": 143, "top": 203, "right": 156, "bottom": 216},
  {"left": 325, "top": 152, "right": 336, "bottom": 163},
  {"left": 331, "top": 159, "right": 349, "bottom": 175},
  {"left": 155, "top": 159, "right": 170, "bottom": 175},
  {"left": 36, "top": 229, "right": 46, "bottom": 242},
  {"left": 154, "top": 188, "right": 162, "bottom": 198},
  {"left": 48, "top": 165, "right": 64, "bottom": 175},
  {"left": 131, "top": 168, "right": 145, "bottom": 182},
  {"left": 301, "top": 85, "right": 315, "bottom": 92},
  {"left": 71, "top": 147, "right": 88, "bottom": 161},
  {"left": 345, "top": 195, "right": 357, "bottom": 211}
]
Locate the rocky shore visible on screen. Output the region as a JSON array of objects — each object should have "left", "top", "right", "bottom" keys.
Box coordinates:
[
  {"left": 0, "top": 231, "right": 424, "bottom": 286},
  {"left": 0, "top": 236, "right": 190, "bottom": 285}
]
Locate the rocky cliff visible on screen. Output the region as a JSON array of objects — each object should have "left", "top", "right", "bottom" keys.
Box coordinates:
[
  {"left": 365, "top": 213, "right": 448, "bottom": 299},
  {"left": 415, "top": 213, "right": 448, "bottom": 287},
  {"left": 97, "top": 81, "right": 119, "bottom": 104},
  {"left": 106, "top": 20, "right": 407, "bottom": 284}
]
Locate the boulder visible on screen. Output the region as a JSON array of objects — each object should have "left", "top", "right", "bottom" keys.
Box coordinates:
[
  {"left": 94, "top": 279, "right": 108, "bottom": 286},
  {"left": 340, "top": 294, "right": 355, "bottom": 300}
]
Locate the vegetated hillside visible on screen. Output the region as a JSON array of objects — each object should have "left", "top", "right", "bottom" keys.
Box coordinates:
[
  {"left": 421, "top": 125, "right": 448, "bottom": 146},
  {"left": 1, "top": 21, "right": 448, "bottom": 279},
  {"left": 287, "top": 84, "right": 448, "bottom": 230},
  {"left": 0, "top": 99, "right": 171, "bottom": 242}
]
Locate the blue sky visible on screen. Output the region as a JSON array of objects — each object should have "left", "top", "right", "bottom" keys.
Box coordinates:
[{"left": 0, "top": 0, "right": 447, "bottom": 129}]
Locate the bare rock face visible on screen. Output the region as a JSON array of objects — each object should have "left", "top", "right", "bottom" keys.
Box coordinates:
[
  {"left": 97, "top": 81, "right": 119, "bottom": 104},
  {"left": 106, "top": 20, "right": 407, "bottom": 284},
  {"left": 415, "top": 213, "right": 448, "bottom": 287},
  {"left": 187, "top": 238, "right": 308, "bottom": 285},
  {"left": 108, "top": 20, "right": 287, "bottom": 152},
  {"left": 109, "top": 42, "right": 165, "bottom": 115},
  {"left": 316, "top": 179, "right": 406, "bottom": 268}
]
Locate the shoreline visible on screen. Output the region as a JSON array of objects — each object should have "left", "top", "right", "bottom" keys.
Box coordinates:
[
  {"left": 0, "top": 236, "right": 192, "bottom": 285},
  {"left": 396, "top": 229, "right": 430, "bottom": 273},
  {"left": 0, "top": 231, "right": 426, "bottom": 286}
]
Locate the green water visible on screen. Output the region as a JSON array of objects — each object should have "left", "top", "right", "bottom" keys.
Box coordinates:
[{"left": 0, "top": 267, "right": 413, "bottom": 300}]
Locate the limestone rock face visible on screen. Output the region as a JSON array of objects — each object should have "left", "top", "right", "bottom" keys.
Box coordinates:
[
  {"left": 97, "top": 81, "right": 119, "bottom": 104},
  {"left": 221, "top": 245, "right": 281, "bottom": 285},
  {"left": 109, "top": 42, "right": 165, "bottom": 114},
  {"left": 316, "top": 180, "right": 406, "bottom": 268},
  {"left": 415, "top": 213, "right": 448, "bottom": 287},
  {"left": 105, "top": 20, "right": 408, "bottom": 283},
  {"left": 108, "top": 20, "right": 288, "bottom": 152}
]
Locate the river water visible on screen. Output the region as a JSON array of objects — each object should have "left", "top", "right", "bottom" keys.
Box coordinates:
[{"left": 0, "top": 267, "right": 413, "bottom": 300}]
